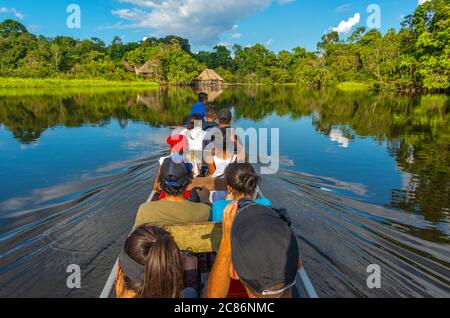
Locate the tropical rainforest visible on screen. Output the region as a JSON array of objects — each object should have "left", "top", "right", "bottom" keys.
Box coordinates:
[{"left": 0, "top": 0, "right": 448, "bottom": 91}]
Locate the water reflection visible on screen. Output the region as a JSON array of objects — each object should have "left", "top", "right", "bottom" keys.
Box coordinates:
[
  {"left": 0, "top": 86, "right": 448, "bottom": 297},
  {"left": 1, "top": 87, "right": 447, "bottom": 225}
]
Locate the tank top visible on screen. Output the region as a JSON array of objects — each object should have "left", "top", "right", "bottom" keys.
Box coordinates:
[{"left": 212, "top": 154, "right": 237, "bottom": 178}]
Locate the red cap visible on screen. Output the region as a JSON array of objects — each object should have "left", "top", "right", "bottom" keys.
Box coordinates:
[{"left": 167, "top": 135, "right": 188, "bottom": 153}]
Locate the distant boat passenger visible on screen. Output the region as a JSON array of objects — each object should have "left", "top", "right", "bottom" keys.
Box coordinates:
[
  {"left": 181, "top": 114, "right": 207, "bottom": 177},
  {"left": 203, "top": 106, "right": 219, "bottom": 131},
  {"left": 189, "top": 92, "right": 208, "bottom": 118}
]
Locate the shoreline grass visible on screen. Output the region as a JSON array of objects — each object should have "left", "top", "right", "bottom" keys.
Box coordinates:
[
  {"left": 337, "top": 81, "right": 373, "bottom": 92},
  {"left": 0, "top": 77, "right": 159, "bottom": 89}
]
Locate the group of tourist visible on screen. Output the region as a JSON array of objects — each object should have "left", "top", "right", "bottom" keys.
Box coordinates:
[{"left": 115, "top": 93, "right": 301, "bottom": 299}]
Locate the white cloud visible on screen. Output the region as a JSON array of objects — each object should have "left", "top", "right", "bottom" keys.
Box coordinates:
[
  {"left": 266, "top": 38, "right": 273, "bottom": 45},
  {"left": 231, "top": 32, "right": 242, "bottom": 39},
  {"left": 0, "top": 7, "right": 25, "bottom": 20},
  {"left": 332, "top": 12, "right": 360, "bottom": 34},
  {"left": 418, "top": 0, "right": 430, "bottom": 5},
  {"left": 111, "top": 0, "right": 295, "bottom": 45}
]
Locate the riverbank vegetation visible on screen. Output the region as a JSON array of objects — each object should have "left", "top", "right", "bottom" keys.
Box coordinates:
[
  {"left": 0, "top": 0, "right": 448, "bottom": 91},
  {"left": 0, "top": 78, "right": 159, "bottom": 88}
]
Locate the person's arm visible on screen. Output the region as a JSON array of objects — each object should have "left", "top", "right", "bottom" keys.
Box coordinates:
[
  {"left": 153, "top": 166, "right": 162, "bottom": 192},
  {"left": 205, "top": 150, "right": 216, "bottom": 177},
  {"left": 204, "top": 202, "right": 238, "bottom": 298}
]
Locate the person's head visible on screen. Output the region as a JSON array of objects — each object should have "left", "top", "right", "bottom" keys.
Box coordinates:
[
  {"left": 198, "top": 92, "right": 208, "bottom": 104},
  {"left": 187, "top": 113, "right": 203, "bottom": 130},
  {"left": 159, "top": 158, "right": 192, "bottom": 196},
  {"left": 119, "top": 225, "right": 184, "bottom": 298},
  {"left": 167, "top": 135, "right": 188, "bottom": 154},
  {"left": 224, "top": 163, "right": 261, "bottom": 198},
  {"left": 218, "top": 108, "right": 232, "bottom": 126},
  {"left": 205, "top": 106, "right": 217, "bottom": 122},
  {"left": 230, "top": 204, "right": 299, "bottom": 299}
]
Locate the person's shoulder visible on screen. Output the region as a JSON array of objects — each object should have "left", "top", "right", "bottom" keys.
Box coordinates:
[
  {"left": 159, "top": 156, "right": 169, "bottom": 166},
  {"left": 137, "top": 201, "right": 154, "bottom": 212}
]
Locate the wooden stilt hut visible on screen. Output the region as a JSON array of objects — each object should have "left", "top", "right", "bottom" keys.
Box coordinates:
[{"left": 196, "top": 69, "right": 224, "bottom": 87}]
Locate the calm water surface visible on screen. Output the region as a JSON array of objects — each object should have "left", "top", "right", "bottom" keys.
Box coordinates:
[{"left": 0, "top": 87, "right": 448, "bottom": 297}]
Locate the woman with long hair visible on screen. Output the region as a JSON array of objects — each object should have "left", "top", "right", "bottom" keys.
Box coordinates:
[{"left": 115, "top": 224, "right": 197, "bottom": 298}]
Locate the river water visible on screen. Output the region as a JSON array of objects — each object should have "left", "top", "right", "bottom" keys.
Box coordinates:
[{"left": 0, "top": 86, "right": 448, "bottom": 297}]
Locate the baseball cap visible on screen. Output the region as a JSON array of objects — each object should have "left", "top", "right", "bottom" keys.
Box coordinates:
[
  {"left": 160, "top": 158, "right": 190, "bottom": 186},
  {"left": 167, "top": 135, "right": 188, "bottom": 153},
  {"left": 218, "top": 108, "right": 232, "bottom": 124},
  {"left": 231, "top": 204, "right": 299, "bottom": 295}
]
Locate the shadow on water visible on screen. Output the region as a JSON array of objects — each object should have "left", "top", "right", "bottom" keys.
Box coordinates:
[{"left": 0, "top": 86, "right": 448, "bottom": 297}]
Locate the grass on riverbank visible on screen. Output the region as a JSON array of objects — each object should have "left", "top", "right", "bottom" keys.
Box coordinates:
[
  {"left": 0, "top": 78, "right": 159, "bottom": 88},
  {"left": 337, "top": 81, "right": 374, "bottom": 92}
]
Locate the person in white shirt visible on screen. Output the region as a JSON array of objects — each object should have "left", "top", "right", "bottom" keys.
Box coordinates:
[
  {"left": 180, "top": 114, "right": 206, "bottom": 177},
  {"left": 205, "top": 127, "right": 237, "bottom": 202}
]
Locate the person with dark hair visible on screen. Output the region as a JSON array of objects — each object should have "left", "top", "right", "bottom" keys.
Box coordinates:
[
  {"left": 189, "top": 92, "right": 208, "bottom": 118},
  {"left": 135, "top": 159, "right": 210, "bottom": 227},
  {"left": 211, "top": 163, "right": 272, "bottom": 222},
  {"left": 205, "top": 202, "right": 300, "bottom": 299},
  {"left": 215, "top": 108, "right": 246, "bottom": 161},
  {"left": 115, "top": 224, "right": 198, "bottom": 298},
  {"left": 203, "top": 106, "right": 218, "bottom": 130},
  {"left": 217, "top": 108, "right": 232, "bottom": 127},
  {"left": 153, "top": 135, "right": 192, "bottom": 193}
]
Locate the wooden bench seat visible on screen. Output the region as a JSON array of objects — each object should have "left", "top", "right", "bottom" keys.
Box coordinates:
[{"left": 163, "top": 222, "right": 223, "bottom": 253}]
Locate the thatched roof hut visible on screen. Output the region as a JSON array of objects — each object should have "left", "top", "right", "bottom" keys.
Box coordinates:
[
  {"left": 196, "top": 69, "right": 224, "bottom": 86},
  {"left": 122, "top": 61, "right": 135, "bottom": 73}
]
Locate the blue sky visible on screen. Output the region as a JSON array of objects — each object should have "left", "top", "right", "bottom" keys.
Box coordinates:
[{"left": 0, "top": 0, "right": 423, "bottom": 52}]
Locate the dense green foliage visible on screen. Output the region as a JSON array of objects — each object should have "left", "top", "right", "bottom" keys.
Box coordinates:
[
  {"left": 0, "top": 0, "right": 448, "bottom": 90},
  {"left": 0, "top": 77, "right": 158, "bottom": 88}
]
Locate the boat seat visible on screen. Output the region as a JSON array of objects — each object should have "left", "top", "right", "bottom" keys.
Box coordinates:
[{"left": 163, "top": 222, "right": 223, "bottom": 253}]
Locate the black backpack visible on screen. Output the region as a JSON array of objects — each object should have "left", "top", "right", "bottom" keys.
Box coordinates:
[{"left": 237, "top": 198, "right": 292, "bottom": 227}]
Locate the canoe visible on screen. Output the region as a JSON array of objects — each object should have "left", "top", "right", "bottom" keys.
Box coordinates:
[{"left": 99, "top": 177, "right": 319, "bottom": 299}]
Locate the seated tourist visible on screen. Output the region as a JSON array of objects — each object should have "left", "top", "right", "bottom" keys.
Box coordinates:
[
  {"left": 159, "top": 134, "right": 189, "bottom": 166},
  {"left": 217, "top": 108, "right": 233, "bottom": 128},
  {"left": 211, "top": 163, "right": 272, "bottom": 222},
  {"left": 115, "top": 224, "right": 198, "bottom": 298},
  {"left": 206, "top": 127, "right": 237, "bottom": 178},
  {"left": 216, "top": 108, "right": 246, "bottom": 162},
  {"left": 154, "top": 135, "right": 192, "bottom": 193},
  {"left": 203, "top": 106, "right": 219, "bottom": 131},
  {"left": 204, "top": 202, "right": 299, "bottom": 299},
  {"left": 181, "top": 114, "right": 207, "bottom": 177},
  {"left": 189, "top": 92, "right": 208, "bottom": 118},
  {"left": 135, "top": 159, "right": 210, "bottom": 228}
]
